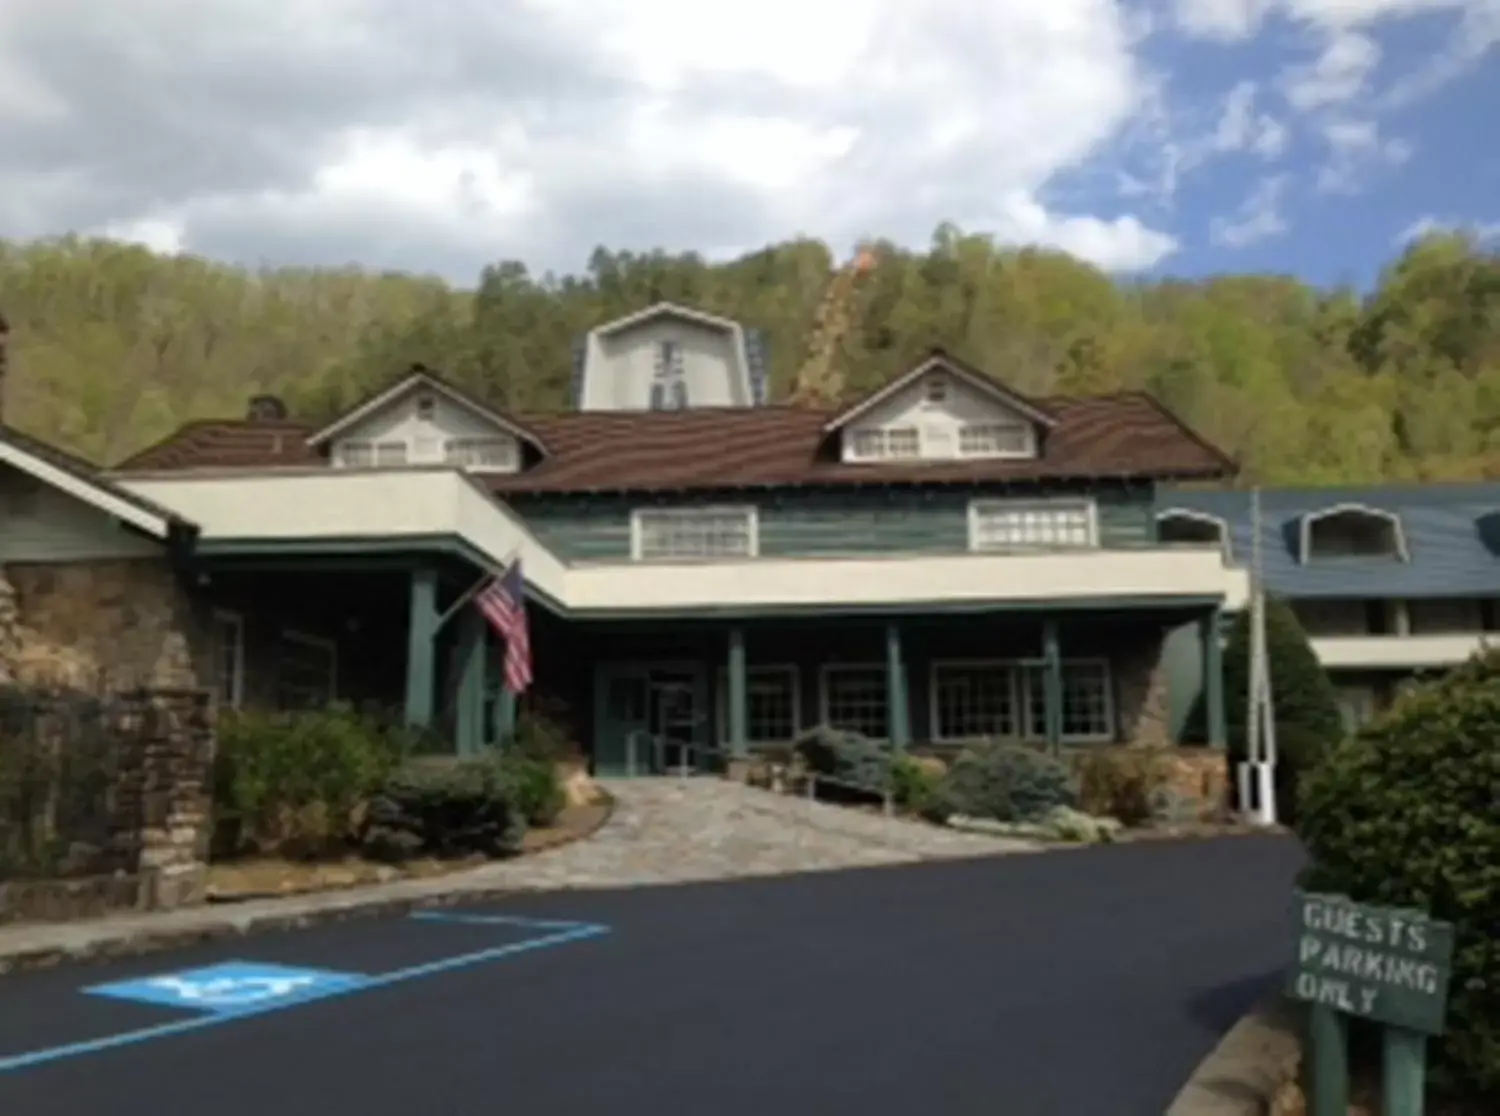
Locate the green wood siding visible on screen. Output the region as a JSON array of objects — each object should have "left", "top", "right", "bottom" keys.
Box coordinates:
[{"left": 511, "top": 484, "right": 1157, "bottom": 562}]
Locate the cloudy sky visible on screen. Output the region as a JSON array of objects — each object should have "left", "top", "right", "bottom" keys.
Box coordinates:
[{"left": 0, "top": 0, "right": 1496, "bottom": 288}]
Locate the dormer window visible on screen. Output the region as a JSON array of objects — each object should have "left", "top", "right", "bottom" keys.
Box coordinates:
[
  {"left": 415, "top": 393, "right": 436, "bottom": 421},
  {"left": 852, "top": 427, "right": 920, "bottom": 460},
  {"left": 958, "top": 422, "right": 1032, "bottom": 458},
  {"left": 443, "top": 437, "right": 517, "bottom": 472},
  {"left": 1156, "top": 509, "right": 1232, "bottom": 557},
  {"left": 1300, "top": 504, "right": 1408, "bottom": 562},
  {"left": 336, "top": 440, "right": 408, "bottom": 468},
  {"left": 650, "top": 340, "right": 688, "bottom": 410}
]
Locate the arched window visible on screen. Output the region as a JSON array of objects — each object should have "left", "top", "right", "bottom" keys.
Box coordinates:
[
  {"left": 1300, "top": 504, "right": 1408, "bottom": 562},
  {"left": 1156, "top": 508, "right": 1232, "bottom": 558}
]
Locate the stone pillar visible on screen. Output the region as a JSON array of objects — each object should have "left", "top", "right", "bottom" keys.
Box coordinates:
[
  {"left": 885, "top": 623, "right": 910, "bottom": 749},
  {"left": 112, "top": 689, "right": 215, "bottom": 910},
  {"left": 404, "top": 568, "right": 438, "bottom": 728}
]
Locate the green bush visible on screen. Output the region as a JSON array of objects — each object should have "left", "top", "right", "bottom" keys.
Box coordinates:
[
  {"left": 889, "top": 754, "right": 943, "bottom": 816},
  {"left": 213, "top": 705, "right": 405, "bottom": 856},
  {"left": 361, "top": 755, "right": 524, "bottom": 862},
  {"left": 493, "top": 753, "right": 565, "bottom": 828},
  {"left": 1222, "top": 596, "right": 1344, "bottom": 824},
  {"left": 792, "top": 724, "right": 892, "bottom": 801},
  {"left": 505, "top": 710, "right": 573, "bottom": 764},
  {"left": 1297, "top": 651, "right": 1500, "bottom": 1102},
  {"left": 932, "top": 743, "right": 1076, "bottom": 823}
]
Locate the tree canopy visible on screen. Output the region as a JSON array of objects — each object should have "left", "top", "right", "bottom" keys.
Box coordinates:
[{"left": 2, "top": 227, "right": 1499, "bottom": 481}]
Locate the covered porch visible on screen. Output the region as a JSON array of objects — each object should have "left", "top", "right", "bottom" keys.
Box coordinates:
[{"left": 528, "top": 606, "right": 1229, "bottom": 776}]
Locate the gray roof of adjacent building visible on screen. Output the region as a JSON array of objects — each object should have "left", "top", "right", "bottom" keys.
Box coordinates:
[{"left": 1155, "top": 482, "right": 1500, "bottom": 600}]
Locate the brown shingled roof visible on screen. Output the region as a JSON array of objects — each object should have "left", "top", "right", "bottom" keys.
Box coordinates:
[{"left": 113, "top": 393, "right": 1233, "bottom": 492}]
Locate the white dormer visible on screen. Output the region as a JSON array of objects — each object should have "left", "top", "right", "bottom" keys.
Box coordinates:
[
  {"left": 304, "top": 367, "right": 545, "bottom": 475},
  {"left": 826, "top": 352, "right": 1055, "bottom": 464},
  {"left": 577, "top": 303, "right": 757, "bottom": 412}
]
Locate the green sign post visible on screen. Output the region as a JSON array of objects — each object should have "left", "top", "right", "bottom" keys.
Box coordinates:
[{"left": 1287, "top": 889, "right": 1456, "bottom": 1116}]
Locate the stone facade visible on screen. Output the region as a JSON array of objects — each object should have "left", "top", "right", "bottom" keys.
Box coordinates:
[
  {"left": 1112, "top": 626, "right": 1174, "bottom": 748},
  {"left": 0, "top": 559, "right": 205, "bottom": 691},
  {"left": 0, "top": 689, "right": 216, "bottom": 924}
]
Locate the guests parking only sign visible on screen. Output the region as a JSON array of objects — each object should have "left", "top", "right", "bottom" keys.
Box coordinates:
[{"left": 1287, "top": 889, "right": 1455, "bottom": 1037}]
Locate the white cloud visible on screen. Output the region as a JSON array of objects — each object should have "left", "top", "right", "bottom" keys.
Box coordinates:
[
  {"left": 1282, "top": 31, "right": 1381, "bottom": 109},
  {"left": 1315, "top": 118, "right": 1412, "bottom": 192},
  {"left": 1210, "top": 174, "right": 1291, "bottom": 247},
  {"left": 1213, "top": 81, "right": 1289, "bottom": 157},
  {"left": 0, "top": 0, "right": 1179, "bottom": 278},
  {"left": 1395, "top": 215, "right": 1500, "bottom": 245}
]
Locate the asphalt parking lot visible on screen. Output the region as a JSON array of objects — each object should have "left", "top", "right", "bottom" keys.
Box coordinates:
[{"left": 0, "top": 835, "right": 1303, "bottom": 1116}]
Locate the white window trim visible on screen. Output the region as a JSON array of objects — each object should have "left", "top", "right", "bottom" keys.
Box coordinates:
[
  {"left": 928, "top": 657, "right": 1115, "bottom": 745},
  {"left": 846, "top": 425, "right": 922, "bottom": 462},
  {"left": 966, "top": 498, "right": 1100, "bottom": 551},
  {"left": 956, "top": 421, "right": 1037, "bottom": 460},
  {"left": 213, "top": 609, "right": 246, "bottom": 711},
  {"left": 442, "top": 435, "right": 519, "bottom": 474},
  {"left": 335, "top": 439, "right": 409, "bottom": 468},
  {"left": 715, "top": 664, "right": 801, "bottom": 747},
  {"left": 629, "top": 505, "right": 760, "bottom": 562},
  {"left": 817, "top": 662, "right": 890, "bottom": 742},
  {"left": 1155, "top": 508, "right": 1233, "bottom": 559},
  {"left": 279, "top": 629, "right": 339, "bottom": 702},
  {"left": 1299, "top": 503, "right": 1409, "bottom": 563}
]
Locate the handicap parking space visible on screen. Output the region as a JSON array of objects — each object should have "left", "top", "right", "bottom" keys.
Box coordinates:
[{"left": 0, "top": 909, "right": 608, "bottom": 1074}]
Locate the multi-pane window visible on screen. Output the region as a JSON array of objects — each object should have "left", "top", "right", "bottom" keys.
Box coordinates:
[
  {"left": 851, "top": 427, "right": 921, "bottom": 460},
  {"left": 931, "top": 662, "right": 1019, "bottom": 739},
  {"left": 443, "top": 437, "right": 515, "bottom": 471},
  {"left": 633, "top": 507, "right": 757, "bottom": 561},
  {"left": 275, "top": 630, "right": 338, "bottom": 711},
  {"left": 212, "top": 611, "right": 245, "bottom": 711},
  {"left": 969, "top": 499, "right": 1096, "bottom": 550},
  {"left": 335, "top": 440, "right": 408, "bottom": 468},
  {"left": 821, "top": 665, "right": 889, "bottom": 739},
  {"left": 717, "top": 665, "right": 799, "bottom": 746},
  {"left": 931, "top": 660, "right": 1113, "bottom": 742},
  {"left": 958, "top": 422, "right": 1031, "bottom": 457}
]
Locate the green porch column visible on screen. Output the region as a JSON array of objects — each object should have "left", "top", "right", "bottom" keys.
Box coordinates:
[
  {"left": 727, "top": 626, "right": 748, "bottom": 758},
  {"left": 1042, "top": 618, "right": 1063, "bottom": 754},
  {"left": 404, "top": 567, "right": 439, "bottom": 728},
  {"left": 455, "top": 611, "right": 487, "bottom": 756},
  {"left": 1202, "top": 608, "right": 1226, "bottom": 749},
  {"left": 885, "top": 623, "right": 910, "bottom": 749}
]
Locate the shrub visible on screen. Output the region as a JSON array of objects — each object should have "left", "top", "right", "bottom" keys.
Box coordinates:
[
  {"left": 361, "top": 755, "right": 524, "bottom": 862},
  {"left": 792, "top": 725, "right": 892, "bottom": 801},
  {"left": 932, "top": 743, "right": 1076, "bottom": 823},
  {"left": 213, "top": 705, "right": 405, "bottom": 856},
  {"left": 1222, "top": 596, "right": 1344, "bottom": 824},
  {"left": 889, "top": 754, "right": 944, "bottom": 816},
  {"left": 505, "top": 710, "right": 573, "bottom": 764},
  {"left": 493, "top": 753, "right": 566, "bottom": 828},
  {"left": 1073, "top": 748, "right": 1171, "bottom": 827},
  {"left": 1297, "top": 650, "right": 1500, "bottom": 1102}
]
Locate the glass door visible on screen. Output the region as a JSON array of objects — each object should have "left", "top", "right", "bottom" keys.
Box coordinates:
[{"left": 649, "top": 669, "right": 702, "bottom": 773}]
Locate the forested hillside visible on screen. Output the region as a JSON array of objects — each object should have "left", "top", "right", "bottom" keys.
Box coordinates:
[{"left": 1, "top": 226, "right": 1498, "bottom": 485}]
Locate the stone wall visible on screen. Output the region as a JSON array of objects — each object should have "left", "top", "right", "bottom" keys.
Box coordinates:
[
  {"left": 0, "top": 689, "right": 215, "bottom": 924},
  {"left": 1112, "top": 626, "right": 1174, "bottom": 748},
  {"left": 0, "top": 559, "right": 204, "bottom": 691}
]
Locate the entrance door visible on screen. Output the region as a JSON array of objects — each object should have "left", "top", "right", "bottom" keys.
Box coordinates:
[{"left": 593, "top": 663, "right": 706, "bottom": 776}]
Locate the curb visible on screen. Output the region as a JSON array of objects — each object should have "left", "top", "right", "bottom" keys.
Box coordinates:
[
  {"left": 0, "top": 793, "right": 617, "bottom": 978},
  {"left": 1164, "top": 996, "right": 1302, "bottom": 1116}
]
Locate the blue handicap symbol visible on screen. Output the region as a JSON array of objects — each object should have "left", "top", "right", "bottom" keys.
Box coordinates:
[{"left": 85, "top": 961, "right": 370, "bottom": 1014}]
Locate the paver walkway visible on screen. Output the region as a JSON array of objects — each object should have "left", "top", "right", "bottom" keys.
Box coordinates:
[{"left": 0, "top": 777, "right": 1036, "bottom": 970}]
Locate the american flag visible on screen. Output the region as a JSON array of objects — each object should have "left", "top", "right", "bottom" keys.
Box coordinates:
[{"left": 475, "top": 559, "right": 532, "bottom": 693}]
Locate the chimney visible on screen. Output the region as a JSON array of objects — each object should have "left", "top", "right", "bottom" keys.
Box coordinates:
[
  {"left": 0, "top": 310, "right": 9, "bottom": 425},
  {"left": 246, "top": 394, "right": 288, "bottom": 423}
]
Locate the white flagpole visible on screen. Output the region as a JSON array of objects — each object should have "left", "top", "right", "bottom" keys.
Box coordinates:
[{"left": 1246, "top": 486, "right": 1278, "bottom": 827}]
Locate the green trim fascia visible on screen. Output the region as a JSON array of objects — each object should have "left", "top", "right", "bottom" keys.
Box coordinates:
[{"left": 191, "top": 536, "right": 1224, "bottom": 622}]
